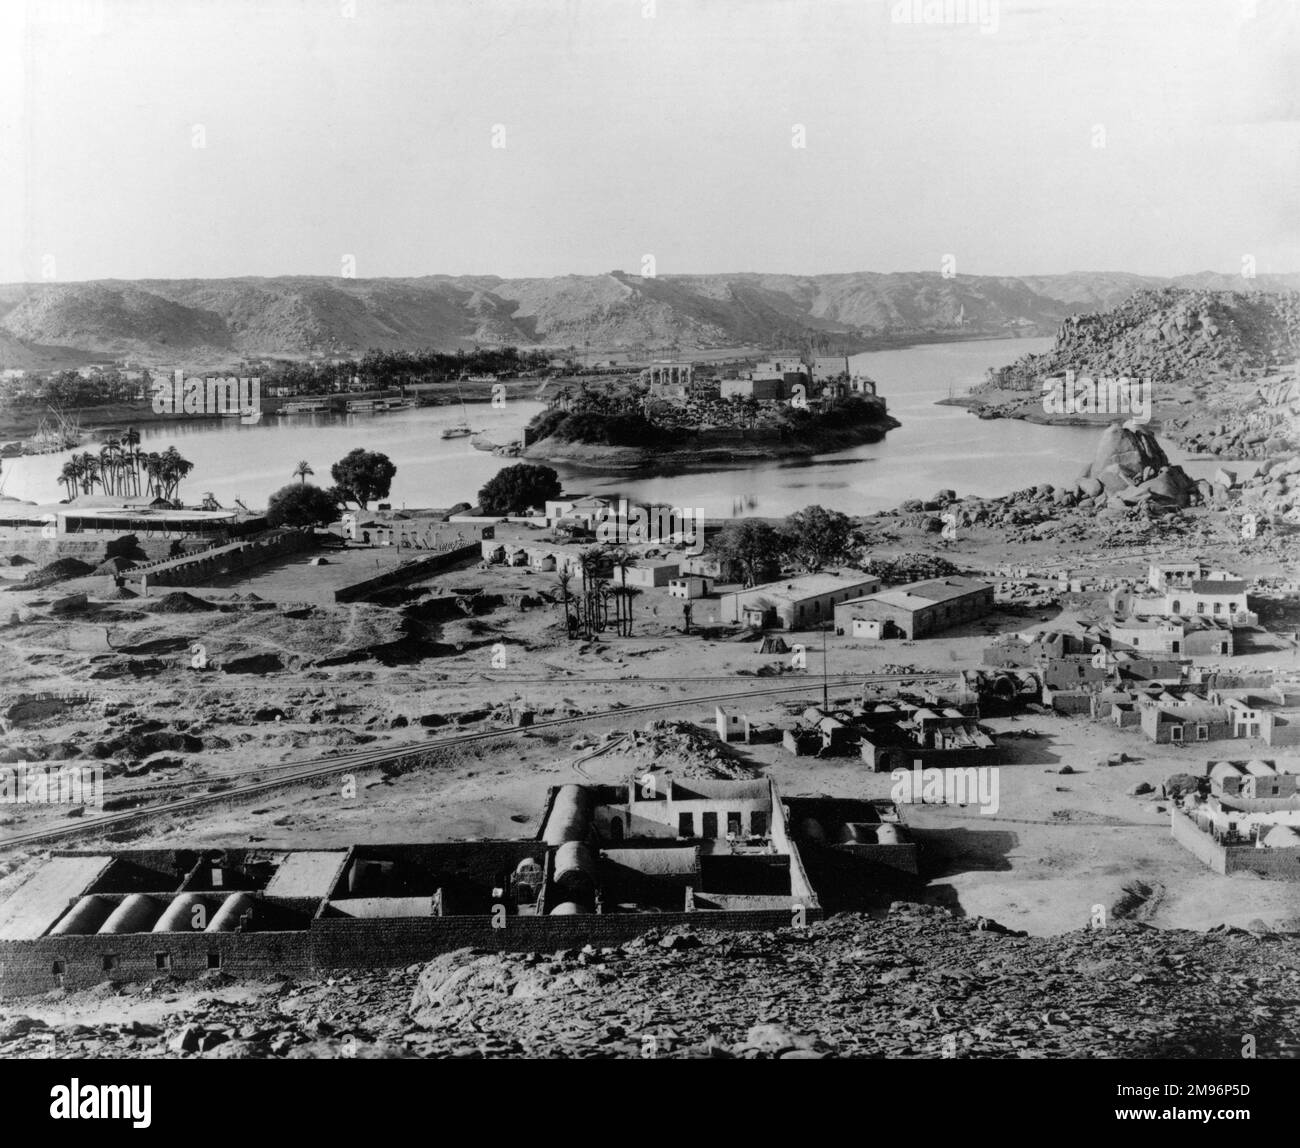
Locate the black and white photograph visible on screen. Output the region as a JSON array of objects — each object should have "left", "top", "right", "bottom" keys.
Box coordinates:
[{"left": 0, "top": 0, "right": 1297, "bottom": 1118}]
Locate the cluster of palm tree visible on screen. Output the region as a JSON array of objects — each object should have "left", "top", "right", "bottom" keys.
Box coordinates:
[
  {"left": 58, "top": 431, "right": 194, "bottom": 504},
  {"left": 555, "top": 546, "right": 638, "bottom": 638}
]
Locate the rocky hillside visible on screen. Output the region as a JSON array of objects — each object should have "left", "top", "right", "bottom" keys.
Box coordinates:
[
  {"left": 1, "top": 904, "right": 1296, "bottom": 1059},
  {"left": 3, "top": 272, "right": 1299, "bottom": 366},
  {"left": 978, "top": 288, "right": 1300, "bottom": 393}
]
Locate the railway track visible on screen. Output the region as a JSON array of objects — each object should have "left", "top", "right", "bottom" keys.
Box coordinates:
[{"left": 0, "top": 671, "right": 940, "bottom": 852}]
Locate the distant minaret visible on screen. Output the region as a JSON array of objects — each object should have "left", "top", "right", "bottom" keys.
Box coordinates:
[{"left": 956, "top": 303, "right": 966, "bottom": 328}]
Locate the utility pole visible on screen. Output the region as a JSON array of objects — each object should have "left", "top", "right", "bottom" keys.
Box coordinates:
[{"left": 821, "top": 624, "right": 829, "bottom": 710}]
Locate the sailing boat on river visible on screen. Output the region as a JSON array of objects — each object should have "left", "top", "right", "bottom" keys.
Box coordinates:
[{"left": 440, "top": 383, "right": 475, "bottom": 439}]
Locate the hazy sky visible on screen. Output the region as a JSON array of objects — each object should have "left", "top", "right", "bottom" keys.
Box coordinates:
[{"left": 2, "top": 0, "right": 1297, "bottom": 282}]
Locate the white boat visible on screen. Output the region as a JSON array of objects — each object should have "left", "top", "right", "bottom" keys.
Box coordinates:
[{"left": 440, "top": 383, "right": 475, "bottom": 438}]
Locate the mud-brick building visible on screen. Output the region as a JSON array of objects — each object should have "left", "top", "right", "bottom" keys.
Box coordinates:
[{"left": 1140, "top": 701, "right": 1231, "bottom": 745}]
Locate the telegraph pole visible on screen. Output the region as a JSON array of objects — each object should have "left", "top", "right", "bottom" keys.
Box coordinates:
[{"left": 821, "top": 624, "right": 829, "bottom": 710}]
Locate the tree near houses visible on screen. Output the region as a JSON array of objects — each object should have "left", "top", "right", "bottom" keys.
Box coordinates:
[
  {"left": 293, "top": 460, "right": 314, "bottom": 485},
  {"left": 155, "top": 446, "right": 194, "bottom": 502},
  {"left": 73, "top": 451, "right": 100, "bottom": 495},
  {"left": 714, "top": 519, "right": 783, "bottom": 587},
  {"left": 98, "top": 440, "right": 120, "bottom": 496},
  {"left": 265, "top": 483, "right": 341, "bottom": 529},
  {"left": 120, "top": 426, "right": 143, "bottom": 496},
  {"left": 578, "top": 545, "right": 605, "bottom": 593},
  {"left": 58, "top": 459, "right": 78, "bottom": 500},
  {"left": 330, "top": 449, "right": 396, "bottom": 509},
  {"left": 477, "top": 463, "right": 561, "bottom": 517},
  {"left": 780, "top": 505, "right": 853, "bottom": 571}
]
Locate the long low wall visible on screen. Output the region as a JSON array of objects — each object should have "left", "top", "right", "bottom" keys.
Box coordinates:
[
  {"left": 0, "top": 537, "right": 182, "bottom": 564},
  {"left": 139, "top": 530, "right": 316, "bottom": 588},
  {"left": 1170, "top": 809, "right": 1300, "bottom": 878},
  {"left": 333, "top": 544, "right": 479, "bottom": 602},
  {"left": 0, "top": 906, "right": 819, "bottom": 996}
]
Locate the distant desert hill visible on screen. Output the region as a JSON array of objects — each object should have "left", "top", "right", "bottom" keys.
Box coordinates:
[{"left": 1, "top": 270, "right": 1299, "bottom": 366}]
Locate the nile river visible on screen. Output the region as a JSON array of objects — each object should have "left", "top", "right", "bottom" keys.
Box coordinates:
[{"left": 0, "top": 336, "right": 1201, "bottom": 517}]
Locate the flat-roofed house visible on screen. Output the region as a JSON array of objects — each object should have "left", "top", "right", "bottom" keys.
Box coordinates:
[
  {"left": 1165, "top": 578, "right": 1255, "bottom": 626},
  {"left": 1207, "top": 759, "right": 1298, "bottom": 800},
  {"left": 614, "top": 558, "right": 681, "bottom": 588},
  {"left": 719, "top": 572, "right": 881, "bottom": 630},
  {"left": 835, "top": 576, "right": 994, "bottom": 640},
  {"left": 1140, "top": 702, "right": 1231, "bottom": 745},
  {"left": 668, "top": 575, "right": 709, "bottom": 599}
]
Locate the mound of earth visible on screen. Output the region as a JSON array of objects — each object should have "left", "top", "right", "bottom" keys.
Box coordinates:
[
  {"left": 88, "top": 657, "right": 167, "bottom": 679},
  {"left": 20, "top": 557, "right": 95, "bottom": 587},
  {"left": 220, "top": 652, "right": 286, "bottom": 675},
  {"left": 147, "top": 591, "right": 217, "bottom": 613},
  {"left": 615, "top": 719, "right": 758, "bottom": 780},
  {"left": 91, "top": 730, "right": 204, "bottom": 758}
]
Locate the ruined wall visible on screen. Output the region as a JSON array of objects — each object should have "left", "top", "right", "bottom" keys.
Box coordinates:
[
  {"left": 0, "top": 907, "right": 822, "bottom": 997},
  {"left": 1170, "top": 809, "right": 1227, "bottom": 874},
  {"left": 309, "top": 908, "right": 816, "bottom": 970},
  {"left": 1224, "top": 845, "right": 1300, "bottom": 878},
  {"left": 141, "top": 530, "right": 316, "bottom": 588},
  {"left": 333, "top": 544, "right": 479, "bottom": 602},
  {"left": 0, "top": 930, "right": 314, "bottom": 996}
]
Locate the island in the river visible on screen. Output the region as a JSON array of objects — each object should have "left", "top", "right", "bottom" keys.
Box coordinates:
[{"left": 521, "top": 368, "right": 899, "bottom": 471}]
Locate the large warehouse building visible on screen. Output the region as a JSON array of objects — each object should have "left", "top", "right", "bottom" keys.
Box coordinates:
[
  {"left": 717, "top": 572, "right": 880, "bottom": 630},
  {"left": 834, "top": 575, "right": 994, "bottom": 640}
]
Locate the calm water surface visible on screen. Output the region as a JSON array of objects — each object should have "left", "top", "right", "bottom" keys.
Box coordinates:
[{"left": 0, "top": 337, "right": 1201, "bottom": 517}]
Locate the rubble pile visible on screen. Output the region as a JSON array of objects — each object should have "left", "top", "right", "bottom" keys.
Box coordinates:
[
  {"left": 3, "top": 904, "right": 1296, "bottom": 1059},
  {"left": 614, "top": 719, "right": 757, "bottom": 780},
  {"left": 146, "top": 592, "right": 218, "bottom": 614}
]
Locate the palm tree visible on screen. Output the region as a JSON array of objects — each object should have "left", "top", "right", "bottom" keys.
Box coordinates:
[
  {"left": 578, "top": 546, "right": 604, "bottom": 594},
  {"left": 157, "top": 446, "right": 194, "bottom": 503},
  {"left": 121, "top": 427, "right": 142, "bottom": 496},
  {"left": 98, "top": 440, "right": 119, "bottom": 496},
  {"left": 76, "top": 451, "right": 100, "bottom": 495},
  {"left": 293, "top": 460, "right": 314, "bottom": 485},
  {"left": 58, "top": 460, "right": 78, "bottom": 501},
  {"left": 610, "top": 547, "right": 633, "bottom": 591}
]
